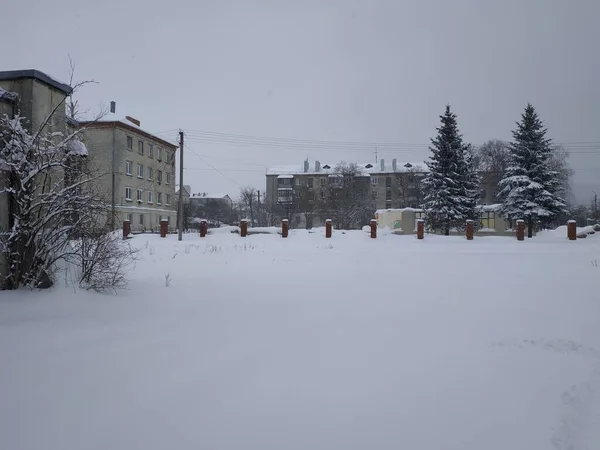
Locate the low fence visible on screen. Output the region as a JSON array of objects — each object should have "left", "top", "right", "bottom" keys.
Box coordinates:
[{"left": 121, "top": 219, "right": 600, "bottom": 242}]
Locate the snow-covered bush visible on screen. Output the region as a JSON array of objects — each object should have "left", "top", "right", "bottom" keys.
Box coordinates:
[
  {"left": 0, "top": 114, "right": 135, "bottom": 291},
  {"left": 74, "top": 231, "right": 139, "bottom": 293}
]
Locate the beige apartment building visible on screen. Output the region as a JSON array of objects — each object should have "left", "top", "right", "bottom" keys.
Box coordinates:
[{"left": 79, "top": 115, "right": 178, "bottom": 233}]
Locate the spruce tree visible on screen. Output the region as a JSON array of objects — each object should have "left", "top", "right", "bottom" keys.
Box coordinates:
[
  {"left": 422, "top": 105, "right": 479, "bottom": 235},
  {"left": 498, "top": 104, "right": 566, "bottom": 238}
]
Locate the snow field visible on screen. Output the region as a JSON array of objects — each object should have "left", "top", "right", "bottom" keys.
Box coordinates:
[{"left": 1, "top": 229, "right": 599, "bottom": 450}]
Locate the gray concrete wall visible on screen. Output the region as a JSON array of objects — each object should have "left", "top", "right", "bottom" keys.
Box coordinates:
[{"left": 0, "top": 78, "right": 68, "bottom": 134}]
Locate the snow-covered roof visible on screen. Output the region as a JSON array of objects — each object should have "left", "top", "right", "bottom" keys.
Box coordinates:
[
  {"left": 266, "top": 160, "right": 428, "bottom": 176},
  {"left": 375, "top": 207, "right": 424, "bottom": 214},
  {"left": 79, "top": 114, "right": 178, "bottom": 149},
  {"left": 475, "top": 204, "right": 503, "bottom": 212},
  {"left": 0, "top": 87, "right": 18, "bottom": 102},
  {"left": 191, "top": 193, "right": 231, "bottom": 200}
]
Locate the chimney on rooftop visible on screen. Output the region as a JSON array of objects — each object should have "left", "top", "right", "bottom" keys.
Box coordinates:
[
  {"left": 392, "top": 158, "right": 397, "bottom": 171},
  {"left": 304, "top": 160, "right": 309, "bottom": 173},
  {"left": 110, "top": 101, "right": 116, "bottom": 114},
  {"left": 125, "top": 116, "right": 140, "bottom": 127},
  {"left": 380, "top": 158, "right": 385, "bottom": 172},
  {"left": 315, "top": 160, "right": 320, "bottom": 172}
]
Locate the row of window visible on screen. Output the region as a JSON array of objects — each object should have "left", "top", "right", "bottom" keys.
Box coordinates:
[
  {"left": 125, "top": 213, "right": 171, "bottom": 226},
  {"left": 279, "top": 188, "right": 405, "bottom": 202},
  {"left": 281, "top": 176, "right": 401, "bottom": 189},
  {"left": 125, "top": 187, "right": 171, "bottom": 205},
  {"left": 125, "top": 161, "right": 171, "bottom": 184},
  {"left": 126, "top": 136, "right": 173, "bottom": 163}
]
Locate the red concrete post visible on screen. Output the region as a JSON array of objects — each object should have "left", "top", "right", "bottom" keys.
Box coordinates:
[
  {"left": 516, "top": 220, "right": 525, "bottom": 241},
  {"left": 567, "top": 220, "right": 577, "bottom": 241},
  {"left": 466, "top": 220, "right": 474, "bottom": 240},
  {"left": 240, "top": 219, "right": 248, "bottom": 237},
  {"left": 160, "top": 219, "right": 168, "bottom": 238},
  {"left": 200, "top": 220, "right": 207, "bottom": 238},
  {"left": 325, "top": 219, "right": 332, "bottom": 238},
  {"left": 123, "top": 220, "right": 130, "bottom": 240},
  {"left": 281, "top": 219, "right": 289, "bottom": 238},
  {"left": 417, "top": 219, "right": 424, "bottom": 240},
  {"left": 370, "top": 219, "right": 377, "bottom": 239}
]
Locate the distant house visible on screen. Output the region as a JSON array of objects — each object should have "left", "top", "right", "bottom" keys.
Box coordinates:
[
  {"left": 175, "top": 185, "right": 192, "bottom": 205},
  {"left": 185, "top": 192, "right": 234, "bottom": 227},
  {"left": 190, "top": 193, "right": 233, "bottom": 208}
]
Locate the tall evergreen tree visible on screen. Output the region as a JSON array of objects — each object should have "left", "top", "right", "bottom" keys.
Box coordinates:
[
  {"left": 498, "top": 104, "right": 566, "bottom": 237},
  {"left": 422, "top": 105, "right": 480, "bottom": 235}
]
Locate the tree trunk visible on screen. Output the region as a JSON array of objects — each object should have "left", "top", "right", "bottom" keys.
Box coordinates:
[
  {"left": 444, "top": 222, "right": 450, "bottom": 236},
  {"left": 527, "top": 217, "right": 534, "bottom": 238}
]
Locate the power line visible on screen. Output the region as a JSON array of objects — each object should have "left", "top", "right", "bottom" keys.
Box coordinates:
[
  {"left": 181, "top": 134, "right": 600, "bottom": 155},
  {"left": 184, "top": 143, "right": 242, "bottom": 187},
  {"left": 166, "top": 128, "right": 429, "bottom": 148},
  {"left": 175, "top": 128, "right": 600, "bottom": 151}
]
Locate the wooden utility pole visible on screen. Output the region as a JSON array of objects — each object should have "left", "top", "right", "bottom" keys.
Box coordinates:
[{"left": 177, "top": 130, "right": 184, "bottom": 241}]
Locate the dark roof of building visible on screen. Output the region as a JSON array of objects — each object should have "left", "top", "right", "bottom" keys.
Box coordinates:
[{"left": 0, "top": 70, "right": 73, "bottom": 95}]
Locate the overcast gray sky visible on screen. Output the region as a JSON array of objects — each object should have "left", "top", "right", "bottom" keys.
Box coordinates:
[{"left": 5, "top": 0, "right": 600, "bottom": 202}]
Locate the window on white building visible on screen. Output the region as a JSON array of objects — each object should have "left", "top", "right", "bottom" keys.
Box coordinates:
[
  {"left": 125, "top": 187, "right": 132, "bottom": 201},
  {"left": 137, "top": 164, "right": 144, "bottom": 178},
  {"left": 480, "top": 211, "right": 496, "bottom": 230},
  {"left": 125, "top": 161, "right": 133, "bottom": 176}
]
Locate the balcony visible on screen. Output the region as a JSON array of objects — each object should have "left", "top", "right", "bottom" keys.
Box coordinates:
[{"left": 277, "top": 187, "right": 294, "bottom": 204}]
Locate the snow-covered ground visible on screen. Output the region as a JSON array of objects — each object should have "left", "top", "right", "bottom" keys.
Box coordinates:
[{"left": 1, "top": 229, "right": 599, "bottom": 450}]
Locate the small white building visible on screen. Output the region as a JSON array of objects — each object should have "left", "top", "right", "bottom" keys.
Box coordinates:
[{"left": 375, "top": 204, "right": 517, "bottom": 236}]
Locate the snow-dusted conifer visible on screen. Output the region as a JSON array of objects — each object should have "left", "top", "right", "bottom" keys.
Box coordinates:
[
  {"left": 422, "top": 105, "right": 479, "bottom": 235},
  {"left": 498, "top": 104, "right": 566, "bottom": 237}
]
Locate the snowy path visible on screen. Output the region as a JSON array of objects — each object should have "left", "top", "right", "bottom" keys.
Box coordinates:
[{"left": 1, "top": 229, "right": 599, "bottom": 450}]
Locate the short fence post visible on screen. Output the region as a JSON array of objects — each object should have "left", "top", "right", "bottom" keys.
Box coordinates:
[
  {"left": 567, "top": 220, "right": 577, "bottom": 240},
  {"left": 281, "top": 219, "right": 289, "bottom": 238},
  {"left": 240, "top": 219, "right": 248, "bottom": 237},
  {"left": 200, "top": 220, "right": 207, "bottom": 238},
  {"left": 370, "top": 219, "right": 377, "bottom": 239},
  {"left": 325, "top": 219, "right": 332, "bottom": 238},
  {"left": 516, "top": 220, "right": 525, "bottom": 241},
  {"left": 466, "top": 220, "right": 474, "bottom": 240},
  {"left": 123, "top": 220, "right": 130, "bottom": 240},
  {"left": 417, "top": 219, "right": 424, "bottom": 240},
  {"left": 160, "top": 219, "right": 168, "bottom": 238}
]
